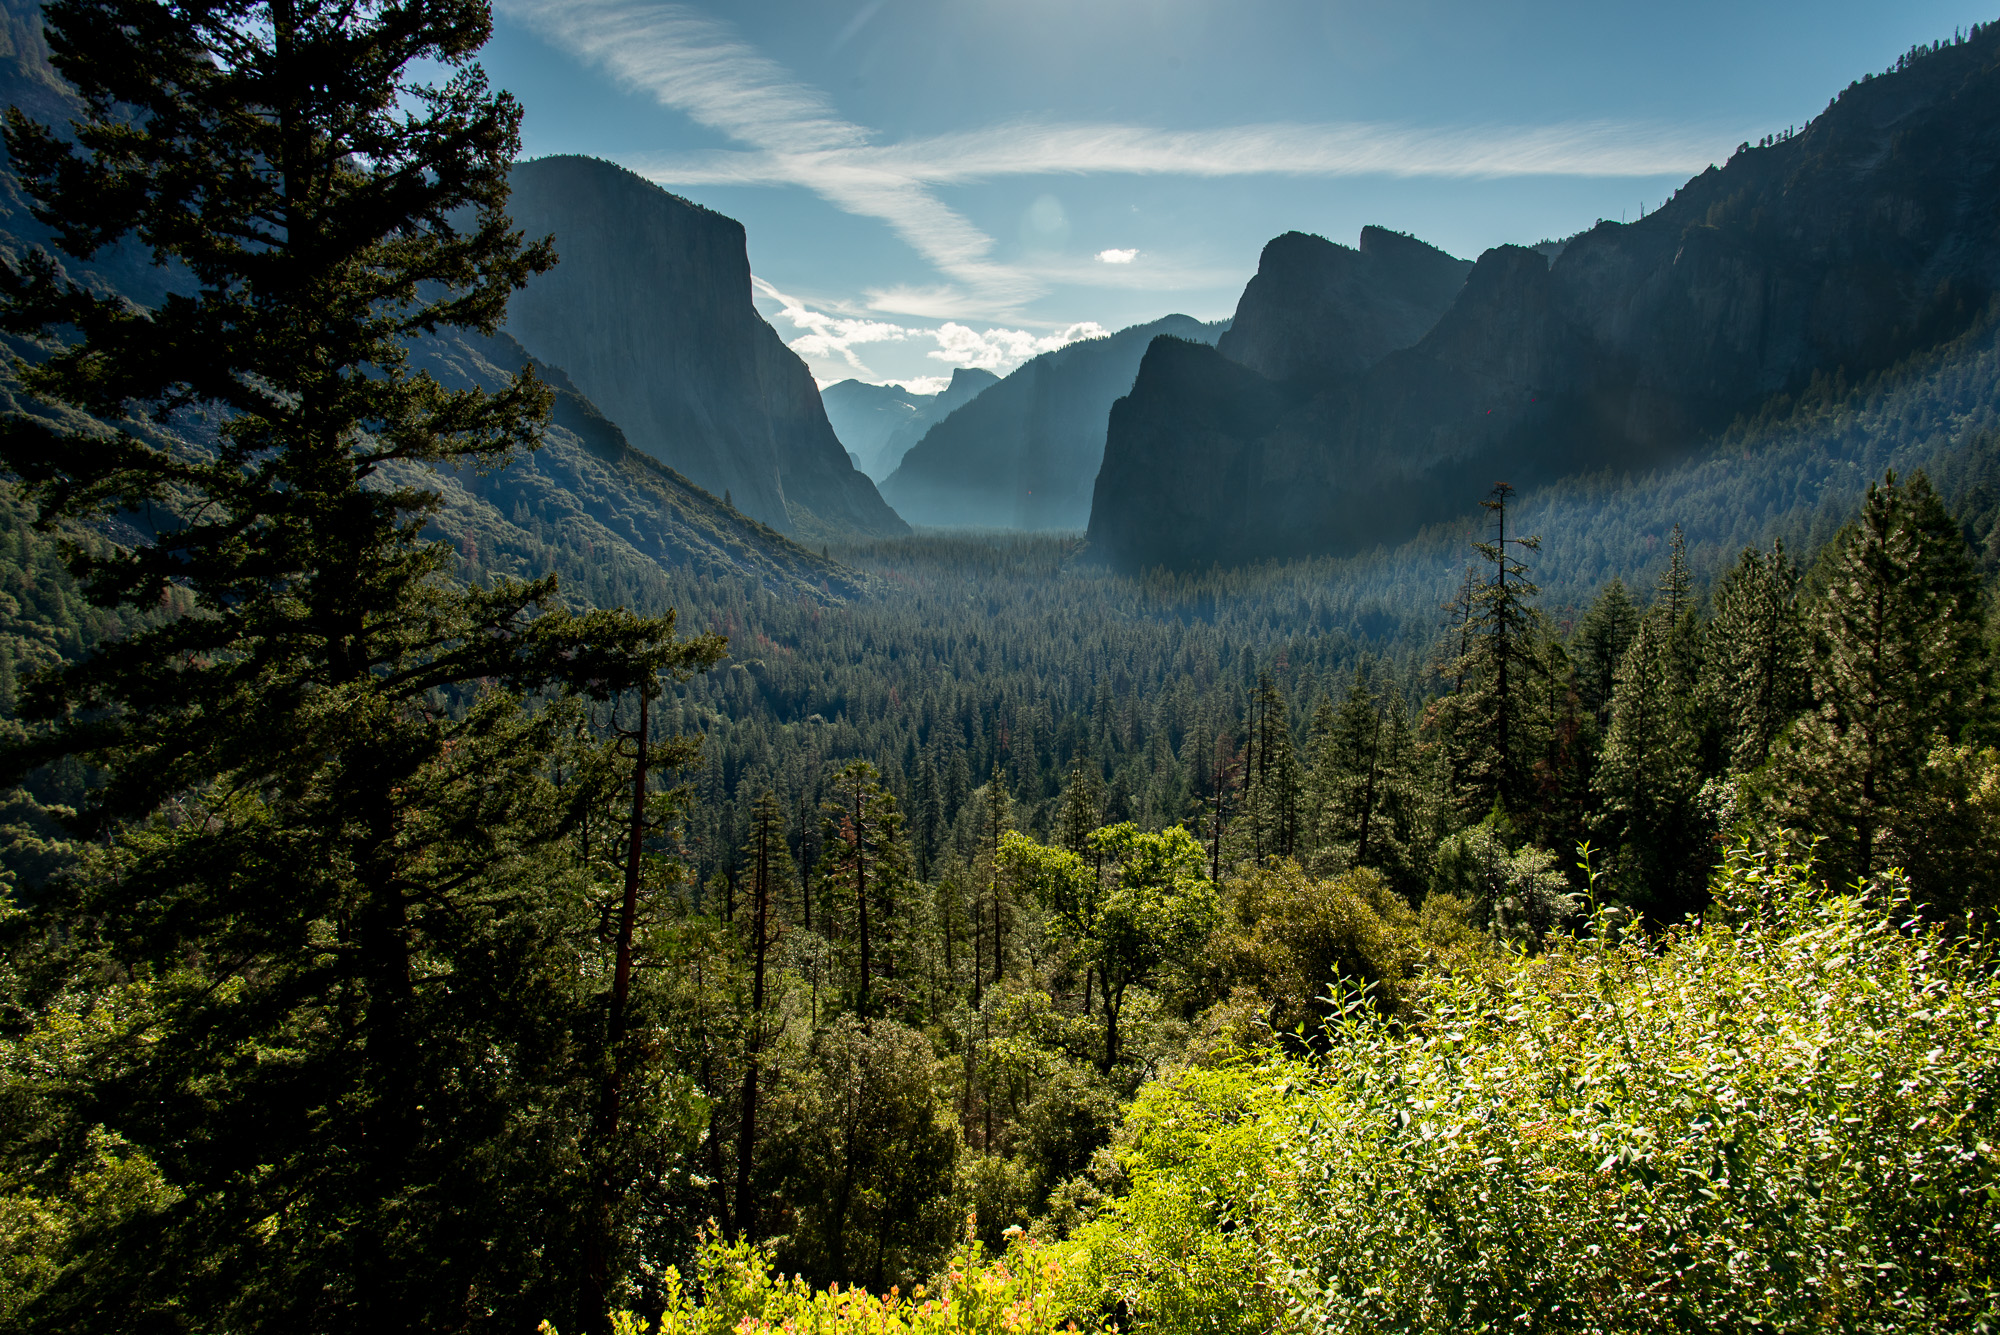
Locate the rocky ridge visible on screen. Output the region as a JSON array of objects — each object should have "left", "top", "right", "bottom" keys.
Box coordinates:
[{"left": 1088, "top": 29, "right": 2000, "bottom": 569}]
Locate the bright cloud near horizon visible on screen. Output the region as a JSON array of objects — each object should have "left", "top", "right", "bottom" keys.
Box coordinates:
[{"left": 479, "top": 0, "right": 1987, "bottom": 388}]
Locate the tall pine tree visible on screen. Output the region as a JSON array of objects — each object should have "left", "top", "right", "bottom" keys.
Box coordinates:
[
  {"left": 0, "top": 0, "right": 720, "bottom": 1324},
  {"left": 1444, "top": 483, "right": 1546, "bottom": 818},
  {"left": 1766, "top": 471, "right": 1987, "bottom": 889},
  {"left": 1703, "top": 540, "right": 1809, "bottom": 773}
]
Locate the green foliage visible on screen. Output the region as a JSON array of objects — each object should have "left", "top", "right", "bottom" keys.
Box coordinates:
[
  {"left": 1571, "top": 578, "right": 1639, "bottom": 725},
  {"left": 1763, "top": 471, "right": 1989, "bottom": 891},
  {"left": 1194, "top": 861, "right": 1490, "bottom": 1042},
  {"left": 0, "top": 0, "right": 722, "bottom": 1326},
  {"left": 1896, "top": 740, "right": 2000, "bottom": 929},
  {"left": 1444, "top": 483, "right": 1547, "bottom": 817},
  {"left": 1702, "top": 539, "right": 1809, "bottom": 772},
  {"left": 1056, "top": 1061, "right": 1290, "bottom": 1335},
  {"left": 1307, "top": 664, "right": 1426, "bottom": 893},
  {"left": 755, "top": 1017, "right": 960, "bottom": 1290},
  {"left": 0, "top": 975, "right": 176, "bottom": 1325},
  {"left": 1428, "top": 815, "right": 1579, "bottom": 950},
  {"left": 549, "top": 1224, "right": 1109, "bottom": 1335},
  {"left": 1001, "top": 823, "right": 1216, "bottom": 1073},
  {"left": 1592, "top": 606, "right": 1710, "bottom": 915},
  {"left": 1047, "top": 841, "right": 2000, "bottom": 1333}
]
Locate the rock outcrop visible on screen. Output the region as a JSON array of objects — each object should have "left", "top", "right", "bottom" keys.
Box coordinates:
[
  {"left": 881, "top": 315, "right": 1226, "bottom": 530},
  {"left": 1216, "top": 227, "right": 1470, "bottom": 382},
  {"left": 1088, "top": 30, "right": 2000, "bottom": 569},
  {"left": 503, "top": 155, "right": 907, "bottom": 541}
]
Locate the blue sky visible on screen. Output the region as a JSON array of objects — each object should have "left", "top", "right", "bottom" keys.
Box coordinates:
[{"left": 480, "top": 0, "right": 1992, "bottom": 390}]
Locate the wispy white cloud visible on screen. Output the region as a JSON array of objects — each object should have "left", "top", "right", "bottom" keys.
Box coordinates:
[
  {"left": 754, "top": 276, "right": 914, "bottom": 374},
  {"left": 929, "top": 321, "right": 1111, "bottom": 372},
  {"left": 754, "top": 278, "right": 1107, "bottom": 379},
  {"left": 642, "top": 118, "right": 1728, "bottom": 190},
  {"left": 853, "top": 119, "right": 1723, "bottom": 183},
  {"left": 498, "top": 0, "right": 1736, "bottom": 317},
  {"left": 496, "top": 0, "right": 1036, "bottom": 307},
  {"left": 1096, "top": 248, "right": 1139, "bottom": 264}
]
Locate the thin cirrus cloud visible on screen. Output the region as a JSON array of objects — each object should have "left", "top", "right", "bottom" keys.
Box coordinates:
[
  {"left": 755, "top": 277, "right": 1109, "bottom": 380},
  {"left": 496, "top": 0, "right": 1733, "bottom": 317}
]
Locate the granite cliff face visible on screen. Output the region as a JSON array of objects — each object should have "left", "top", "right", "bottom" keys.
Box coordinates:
[
  {"left": 881, "top": 315, "right": 1226, "bottom": 531},
  {"left": 1089, "top": 31, "right": 2000, "bottom": 569},
  {"left": 1216, "top": 227, "right": 1470, "bottom": 382},
  {"left": 822, "top": 367, "right": 1000, "bottom": 481},
  {"left": 503, "top": 155, "right": 907, "bottom": 541}
]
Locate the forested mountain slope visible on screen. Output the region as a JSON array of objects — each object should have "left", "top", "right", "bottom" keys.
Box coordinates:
[
  {"left": 408, "top": 329, "right": 869, "bottom": 604},
  {"left": 504, "top": 155, "right": 909, "bottom": 542},
  {"left": 1090, "top": 29, "right": 2000, "bottom": 569},
  {"left": 880, "top": 315, "right": 1226, "bottom": 531},
  {"left": 644, "top": 293, "right": 2000, "bottom": 894}
]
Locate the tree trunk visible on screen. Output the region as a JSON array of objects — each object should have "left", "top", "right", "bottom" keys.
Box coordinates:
[
  {"left": 1100, "top": 971, "right": 1124, "bottom": 1075},
  {"left": 854, "top": 785, "right": 870, "bottom": 1015},
  {"left": 586, "top": 690, "right": 649, "bottom": 1322},
  {"left": 1357, "top": 710, "right": 1380, "bottom": 866},
  {"left": 734, "top": 812, "right": 771, "bottom": 1238}
]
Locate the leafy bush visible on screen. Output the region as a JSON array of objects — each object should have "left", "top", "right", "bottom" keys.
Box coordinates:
[
  {"left": 1055, "top": 1062, "right": 1290, "bottom": 1335},
  {"left": 544, "top": 1223, "right": 1105, "bottom": 1335},
  {"left": 1050, "top": 838, "right": 2000, "bottom": 1332},
  {"left": 1194, "top": 862, "right": 1497, "bottom": 1043}
]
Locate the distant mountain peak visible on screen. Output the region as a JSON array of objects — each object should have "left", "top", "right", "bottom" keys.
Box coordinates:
[{"left": 824, "top": 365, "right": 1004, "bottom": 481}]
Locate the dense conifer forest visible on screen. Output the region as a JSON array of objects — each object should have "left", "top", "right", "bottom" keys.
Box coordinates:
[{"left": 0, "top": 0, "right": 1997, "bottom": 1332}]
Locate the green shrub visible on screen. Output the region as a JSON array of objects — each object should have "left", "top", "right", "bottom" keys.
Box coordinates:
[
  {"left": 546, "top": 1223, "right": 1105, "bottom": 1335},
  {"left": 1055, "top": 1061, "right": 1291, "bottom": 1335},
  {"left": 1193, "top": 863, "right": 1499, "bottom": 1048},
  {"left": 1054, "top": 837, "right": 2000, "bottom": 1332}
]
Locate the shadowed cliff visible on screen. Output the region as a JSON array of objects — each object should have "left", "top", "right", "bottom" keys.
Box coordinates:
[
  {"left": 407, "top": 328, "right": 867, "bottom": 603},
  {"left": 503, "top": 155, "right": 908, "bottom": 542},
  {"left": 1089, "top": 29, "right": 2000, "bottom": 569}
]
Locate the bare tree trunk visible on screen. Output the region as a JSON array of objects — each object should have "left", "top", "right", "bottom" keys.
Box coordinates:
[
  {"left": 585, "top": 690, "right": 649, "bottom": 1323},
  {"left": 734, "top": 809, "right": 771, "bottom": 1238},
  {"left": 854, "top": 785, "right": 871, "bottom": 1015}
]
